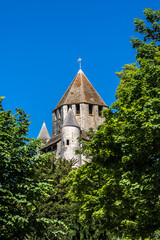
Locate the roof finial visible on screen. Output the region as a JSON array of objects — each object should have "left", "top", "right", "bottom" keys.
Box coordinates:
[{"left": 77, "top": 58, "right": 82, "bottom": 69}]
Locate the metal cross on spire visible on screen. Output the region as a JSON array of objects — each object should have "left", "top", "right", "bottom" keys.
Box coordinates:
[{"left": 77, "top": 57, "right": 82, "bottom": 69}]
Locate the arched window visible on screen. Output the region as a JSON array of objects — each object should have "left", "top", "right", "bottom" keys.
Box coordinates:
[{"left": 66, "top": 139, "right": 69, "bottom": 145}]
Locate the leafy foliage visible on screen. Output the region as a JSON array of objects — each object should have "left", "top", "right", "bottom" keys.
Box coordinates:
[
  {"left": 67, "top": 8, "right": 160, "bottom": 239},
  {"left": 67, "top": 162, "right": 120, "bottom": 240},
  {"left": 36, "top": 156, "right": 75, "bottom": 240},
  {"left": 1, "top": 8, "right": 160, "bottom": 240},
  {"left": 0, "top": 97, "right": 65, "bottom": 239}
]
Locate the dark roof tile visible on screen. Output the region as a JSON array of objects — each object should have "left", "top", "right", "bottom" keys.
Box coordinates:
[{"left": 54, "top": 69, "right": 107, "bottom": 110}]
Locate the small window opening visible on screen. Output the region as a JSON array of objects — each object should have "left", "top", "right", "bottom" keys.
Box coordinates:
[
  {"left": 52, "top": 144, "right": 57, "bottom": 151},
  {"left": 59, "top": 108, "right": 61, "bottom": 117},
  {"left": 66, "top": 139, "right": 69, "bottom": 145},
  {"left": 89, "top": 104, "right": 93, "bottom": 115},
  {"left": 98, "top": 106, "right": 103, "bottom": 116},
  {"left": 76, "top": 104, "right": 80, "bottom": 114},
  {"left": 55, "top": 110, "right": 57, "bottom": 120},
  {"left": 67, "top": 105, "right": 72, "bottom": 111}
]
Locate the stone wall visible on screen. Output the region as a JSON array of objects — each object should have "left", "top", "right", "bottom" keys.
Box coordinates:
[
  {"left": 52, "top": 103, "right": 108, "bottom": 136},
  {"left": 51, "top": 103, "right": 108, "bottom": 166},
  {"left": 76, "top": 103, "right": 108, "bottom": 131},
  {"left": 55, "top": 141, "right": 61, "bottom": 159},
  {"left": 61, "top": 125, "right": 81, "bottom": 166},
  {"left": 52, "top": 107, "right": 63, "bottom": 136}
]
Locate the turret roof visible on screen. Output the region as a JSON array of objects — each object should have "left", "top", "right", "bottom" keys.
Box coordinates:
[
  {"left": 63, "top": 109, "right": 80, "bottom": 128},
  {"left": 54, "top": 69, "right": 107, "bottom": 110},
  {"left": 37, "top": 122, "right": 50, "bottom": 140}
]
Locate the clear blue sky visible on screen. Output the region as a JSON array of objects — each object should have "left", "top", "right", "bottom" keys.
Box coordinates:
[{"left": 1, "top": 0, "right": 160, "bottom": 138}]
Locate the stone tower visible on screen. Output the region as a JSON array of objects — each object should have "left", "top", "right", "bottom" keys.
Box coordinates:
[
  {"left": 61, "top": 109, "right": 81, "bottom": 165},
  {"left": 38, "top": 68, "right": 108, "bottom": 166},
  {"left": 38, "top": 122, "right": 50, "bottom": 142}
]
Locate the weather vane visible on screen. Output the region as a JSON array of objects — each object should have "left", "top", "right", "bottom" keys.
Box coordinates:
[{"left": 77, "top": 57, "right": 82, "bottom": 69}]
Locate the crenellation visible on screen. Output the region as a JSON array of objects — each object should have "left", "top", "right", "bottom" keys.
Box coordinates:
[
  {"left": 63, "top": 105, "right": 68, "bottom": 121},
  {"left": 72, "top": 104, "right": 76, "bottom": 115}
]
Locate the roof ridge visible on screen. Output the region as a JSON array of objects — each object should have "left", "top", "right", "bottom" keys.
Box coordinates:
[
  {"left": 53, "top": 70, "right": 107, "bottom": 111},
  {"left": 80, "top": 70, "right": 85, "bottom": 104}
]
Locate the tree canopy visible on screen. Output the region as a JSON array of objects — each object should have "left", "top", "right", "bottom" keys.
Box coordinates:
[
  {"left": 67, "top": 8, "right": 160, "bottom": 239},
  {"left": 0, "top": 97, "right": 65, "bottom": 239},
  {"left": 36, "top": 156, "right": 75, "bottom": 240},
  {"left": 1, "top": 7, "right": 160, "bottom": 240}
]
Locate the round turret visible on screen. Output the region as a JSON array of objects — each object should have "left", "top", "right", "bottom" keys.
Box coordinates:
[{"left": 61, "top": 109, "right": 81, "bottom": 166}]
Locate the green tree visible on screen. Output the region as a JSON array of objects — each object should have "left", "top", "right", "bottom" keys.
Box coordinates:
[
  {"left": 0, "top": 97, "right": 65, "bottom": 239},
  {"left": 36, "top": 156, "right": 75, "bottom": 240},
  {"left": 68, "top": 8, "right": 160, "bottom": 239},
  {"left": 67, "top": 162, "right": 119, "bottom": 240}
]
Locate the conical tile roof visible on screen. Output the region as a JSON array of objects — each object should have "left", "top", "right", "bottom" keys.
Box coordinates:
[
  {"left": 63, "top": 109, "right": 80, "bottom": 128},
  {"left": 54, "top": 69, "right": 107, "bottom": 110},
  {"left": 37, "top": 122, "right": 50, "bottom": 140}
]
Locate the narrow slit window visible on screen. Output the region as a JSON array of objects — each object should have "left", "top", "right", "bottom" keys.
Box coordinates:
[
  {"left": 68, "top": 105, "right": 72, "bottom": 111},
  {"left": 76, "top": 104, "right": 80, "bottom": 114},
  {"left": 89, "top": 104, "right": 93, "bottom": 115},
  {"left": 98, "top": 106, "right": 103, "bottom": 116},
  {"left": 55, "top": 110, "right": 57, "bottom": 120},
  {"left": 59, "top": 108, "right": 61, "bottom": 117},
  {"left": 66, "top": 139, "right": 69, "bottom": 145}
]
